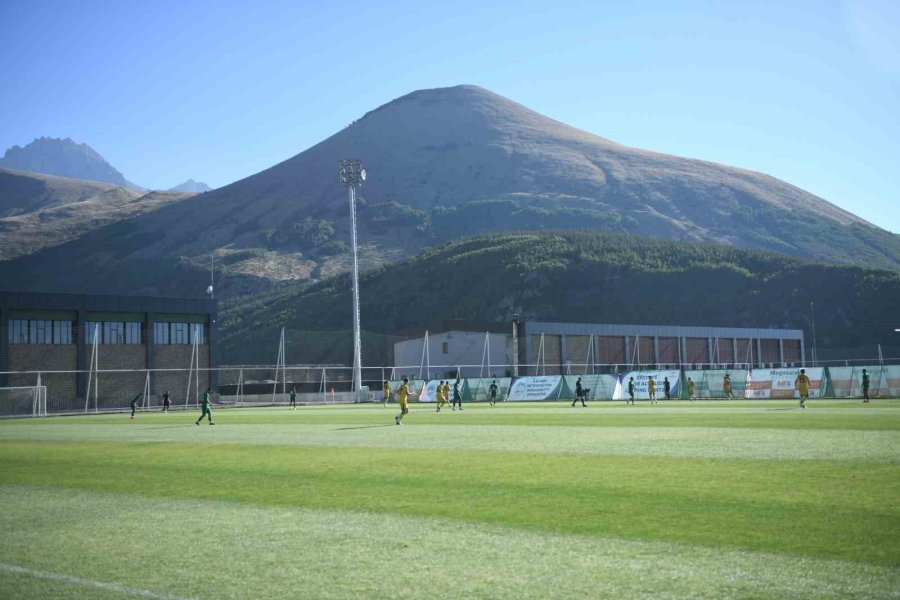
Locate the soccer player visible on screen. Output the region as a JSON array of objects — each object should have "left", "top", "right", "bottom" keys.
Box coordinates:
[
  {"left": 382, "top": 380, "right": 392, "bottom": 407},
  {"left": 162, "top": 390, "right": 171, "bottom": 413},
  {"left": 436, "top": 381, "right": 447, "bottom": 412},
  {"left": 452, "top": 380, "right": 463, "bottom": 411},
  {"left": 443, "top": 381, "right": 451, "bottom": 411},
  {"left": 289, "top": 386, "right": 297, "bottom": 410},
  {"left": 196, "top": 387, "right": 214, "bottom": 425},
  {"left": 489, "top": 380, "right": 499, "bottom": 406},
  {"left": 129, "top": 392, "right": 142, "bottom": 419},
  {"left": 572, "top": 377, "right": 586, "bottom": 407},
  {"left": 862, "top": 369, "right": 870, "bottom": 403},
  {"left": 687, "top": 378, "right": 696, "bottom": 401},
  {"left": 627, "top": 377, "right": 635, "bottom": 405},
  {"left": 723, "top": 374, "right": 734, "bottom": 399},
  {"left": 648, "top": 376, "right": 657, "bottom": 404},
  {"left": 663, "top": 377, "right": 671, "bottom": 401},
  {"left": 795, "top": 368, "right": 811, "bottom": 409},
  {"left": 395, "top": 377, "right": 410, "bottom": 425}
]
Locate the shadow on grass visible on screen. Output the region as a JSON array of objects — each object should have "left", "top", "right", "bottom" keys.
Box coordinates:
[{"left": 334, "top": 424, "right": 397, "bottom": 431}]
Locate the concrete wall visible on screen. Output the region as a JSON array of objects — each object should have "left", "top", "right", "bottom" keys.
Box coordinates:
[{"left": 392, "top": 332, "right": 511, "bottom": 378}]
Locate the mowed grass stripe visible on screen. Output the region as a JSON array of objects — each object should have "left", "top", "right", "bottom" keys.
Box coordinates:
[
  {"left": 1, "top": 440, "right": 897, "bottom": 566},
  {"left": 2, "top": 422, "right": 898, "bottom": 463},
  {"left": 2, "top": 485, "right": 898, "bottom": 600},
  {"left": 4, "top": 400, "right": 898, "bottom": 430}
]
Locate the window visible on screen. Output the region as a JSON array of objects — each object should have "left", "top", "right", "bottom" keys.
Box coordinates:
[
  {"left": 104, "top": 322, "right": 124, "bottom": 345},
  {"left": 9, "top": 320, "right": 28, "bottom": 344},
  {"left": 171, "top": 322, "right": 189, "bottom": 345},
  {"left": 190, "top": 324, "right": 205, "bottom": 345},
  {"left": 53, "top": 321, "right": 73, "bottom": 345},
  {"left": 442, "top": 342, "right": 448, "bottom": 354},
  {"left": 85, "top": 322, "right": 101, "bottom": 345},
  {"left": 29, "top": 320, "right": 52, "bottom": 344},
  {"left": 125, "top": 322, "right": 141, "bottom": 345},
  {"left": 154, "top": 322, "right": 170, "bottom": 345}
]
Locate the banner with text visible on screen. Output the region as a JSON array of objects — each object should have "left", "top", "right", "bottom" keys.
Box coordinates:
[
  {"left": 613, "top": 370, "right": 681, "bottom": 400},
  {"left": 507, "top": 376, "right": 564, "bottom": 401},
  {"left": 744, "top": 367, "right": 825, "bottom": 399}
]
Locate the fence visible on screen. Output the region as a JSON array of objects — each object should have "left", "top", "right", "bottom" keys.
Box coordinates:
[{"left": 2, "top": 362, "right": 898, "bottom": 418}]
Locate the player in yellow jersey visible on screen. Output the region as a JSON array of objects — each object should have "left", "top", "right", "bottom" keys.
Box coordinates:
[
  {"left": 795, "top": 368, "right": 811, "bottom": 409},
  {"left": 436, "top": 381, "right": 448, "bottom": 412},
  {"left": 382, "top": 380, "right": 391, "bottom": 407},
  {"left": 395, "top": 377, "right": 410, "bottom": 425},
  {"left": 443, "top": 381, "right": 451, "bottom": 410},
  {"left": 687, "top": 377, "right": 696, "bottom": 401},
  {"left": 647, "top": 376, "right": 657, "bottom": 404}
]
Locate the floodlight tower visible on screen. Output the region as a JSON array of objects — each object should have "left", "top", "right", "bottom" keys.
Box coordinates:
[{"left": 339, "top": 159, "right": 366, "bottom": 393}]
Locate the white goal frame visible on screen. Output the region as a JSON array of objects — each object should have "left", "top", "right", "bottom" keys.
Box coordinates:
[{"left": 0, "top": 385, "right": 48, "bottom": 417}]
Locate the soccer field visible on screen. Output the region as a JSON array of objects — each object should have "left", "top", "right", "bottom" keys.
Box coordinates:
[{"left": 1, "top": 400, "right": 898, "bottom": 599}]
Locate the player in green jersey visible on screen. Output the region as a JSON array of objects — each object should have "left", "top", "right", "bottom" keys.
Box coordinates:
[
  {"left": 862, "top": 369, "right": 870, "bottom": 403},
  {"left": 196, "top": 387, "right": 214, "bottom": 425},
  {"left": 129, "top": 393, "right": 142, "bottom": 419}
]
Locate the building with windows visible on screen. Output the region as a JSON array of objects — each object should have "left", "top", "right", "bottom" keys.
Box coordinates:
[
  {"left": 0, "top": 291, "right": 216, "bottom": 403},
  {"left": 393, "top": 320, "right": 805, "bottom": 377}
]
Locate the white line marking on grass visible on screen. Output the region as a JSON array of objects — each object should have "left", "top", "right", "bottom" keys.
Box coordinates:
[{"left": 0, "top": 563, "right": 191, "bottom": 600}]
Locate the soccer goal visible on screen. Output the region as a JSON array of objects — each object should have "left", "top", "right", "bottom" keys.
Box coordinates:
[{"left": 0, "top": 386, "right": 48, "bottom": 418}]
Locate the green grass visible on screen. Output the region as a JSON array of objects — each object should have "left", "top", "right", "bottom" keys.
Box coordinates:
[{"left": 1, "top": 400, "right": 899, "bottom": 599}]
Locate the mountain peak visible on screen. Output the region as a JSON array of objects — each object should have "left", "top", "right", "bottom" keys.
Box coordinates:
[
  {"left": 0, "top": 137, "right": 129, "bottom": 187},
  {"left": 168, "top": 179, "right": 212, "bottom": 193}
]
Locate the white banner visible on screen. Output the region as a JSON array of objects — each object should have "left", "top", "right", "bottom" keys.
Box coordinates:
[
  {"left": 508, "top": 376, "right": 562, "bottom": 401},
  {"left": 614, "top": 370, "right": 681, "bottom": 400},
  {"left": 744, "top": 368, "right": 825, "bottom": 399},
  {"left": 418, "top": 379, "right": 446, "bottom": 403}
]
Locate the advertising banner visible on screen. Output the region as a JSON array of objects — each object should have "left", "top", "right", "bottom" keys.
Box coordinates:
[
  {"left": 613, "top": 370, "right": 681, "bottom": 400},
  {"left": 418, "top": 379, "right": 458, "bottom": 403},
  {"left": 507, "top": 376, "right": 564, "bottom": 401},
  {"left": 744, "top": 367, "right": 825, "bottom": 399}
]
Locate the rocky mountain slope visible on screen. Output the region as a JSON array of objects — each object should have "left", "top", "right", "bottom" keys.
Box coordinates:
[{"left": 0, "top": 137, "right": 133, "bottom": 187}]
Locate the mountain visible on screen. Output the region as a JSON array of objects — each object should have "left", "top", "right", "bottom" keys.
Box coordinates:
[
  {"left": 218, "top": 232, "right": 900, "bottom": 366},
  {"left": 0, "top": 137, "right": 132, "bottom": 187},
  {"left": 2, "top": 85, "right": 899, "bottom": 298},
  {"left": 169, "top": 179, "right": 212, "bottom": 193}
]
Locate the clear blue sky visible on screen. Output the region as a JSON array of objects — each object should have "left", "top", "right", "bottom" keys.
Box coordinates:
[{"left": 2, "top": 0, "right": 898, "bottom": 231}]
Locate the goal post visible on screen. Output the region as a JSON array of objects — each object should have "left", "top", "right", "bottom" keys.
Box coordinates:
[{"left": 0, "top": 386, "right": 48, "bottom": 418}]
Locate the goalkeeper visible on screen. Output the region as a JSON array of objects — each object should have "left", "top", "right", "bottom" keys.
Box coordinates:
[{"left": 129, "top": 392, "right": 142, "bottom": 419}]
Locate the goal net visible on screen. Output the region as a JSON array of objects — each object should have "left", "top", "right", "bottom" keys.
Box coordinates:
[{"left": 0, "top": 386, "right": 48, "bottom": 418}]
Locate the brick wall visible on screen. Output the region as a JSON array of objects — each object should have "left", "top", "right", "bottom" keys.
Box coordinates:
[
  {"left": 153, "top": 346, "right": 210, "bottom": 406},
  {"left": 8, "top": 345, "right": 77, "bottom": 402},
  {"left": 92, "top": 345, "right": 147, "bottom": 409}
]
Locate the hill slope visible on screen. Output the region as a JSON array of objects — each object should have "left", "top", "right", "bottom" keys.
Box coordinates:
[
  {"left": 0, "top": 167, "right": 131, "bottom": 217},
  {"left": 2, "top": 85, "right": 899, "bottom": 297},
  {"left": 0, "top": 137, "right": 132, "bottom": 187},
  {"left": 219, "top": 232, "right": 900, "bottom": 365}
]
